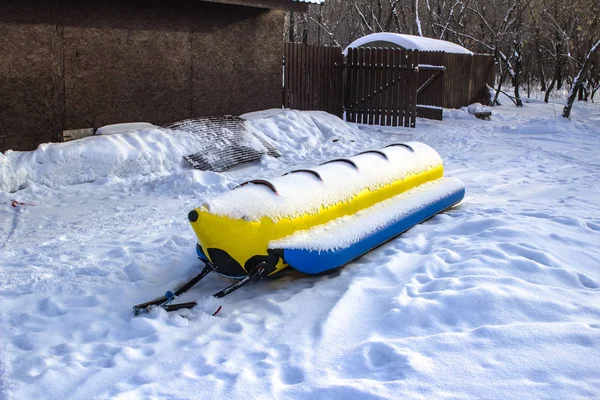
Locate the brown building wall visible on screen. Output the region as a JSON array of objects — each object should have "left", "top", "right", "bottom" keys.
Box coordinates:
[{"left": 0, "top": 0, "right": 285, "bottom": 152}]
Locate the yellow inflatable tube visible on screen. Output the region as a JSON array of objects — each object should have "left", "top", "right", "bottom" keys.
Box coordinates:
[{"left": 188, "top": 142, "right": 444, "bottom": 278}]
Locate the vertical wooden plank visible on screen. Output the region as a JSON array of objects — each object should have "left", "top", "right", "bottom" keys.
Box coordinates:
[
  {"left": 300, "top": 43, "right": 306, "bottom": 109},
  {"left": 410, "top": 49, "right": 417, "bottom": 127},
  {"left": 365, "top": 47, "right": 373, "bottom": 124},
  {"left": 290, "top": 43, "right": 295, "bottom": 109},
  {"left": 410, "top": 50, "right": 418, "bottom": 127},
  {"left": 323, "top": 46, "right": 328, "bottom": 113},
  {"left": 343, "top": 48, "right": 349, "bottom": 121},
  {"left": 375, "top": 48, "right": 382, "bottom": 125},
  {"left": 369, "top": 48, "right": 377, "bottom": 125},
  {"left": 305, "top": 44, "right": 309, "bottom": 110},
  {"left": 316, "top": 44, "right": 320, "bottom": 111},
  {"left": 316, "top": 44, "right": 320, "bottom": 110},
  {"left": 400, "top": 48, "right": 408, "bottom": 127},
  {"left": 282, "top": 43, "right": 286, "bottom": 108},
  {"left": 354, "top": 48, "right": 361, "bottom": 123},
  {"left": 372, "top": 48, "right": 381, "bottom": 125},
  {"left": 380, "top": 48, "right": 386, "bottom": 125},
  {"left": 325, "top": 46, "right": 329, "bottom": 113},
  {"left": 287, "top": 43, "right": 292, "bottom": 109},
  {"left": 311, "top": 44, "right": 315, "bottom": 110},
  {"left": 360, "top": 47, "right": 367, "bottom": 124},
  {"left": 346, "top": 48, "right": 353, "bottom": 122},
  {"left": 406, "top": 49, "right": 413, "bottom": 127},
  {"left": 293, "top": 43, "right": 298, "bottom": 109},
  {"left": 346, "top": 49, "right": 358, "bottom": 122},
  {"left": 314, "top": 44, "right": 318, "bottom": 110},
  {"left": 403, "top": 50, "right": 412, "bottom": 127},
  {"left": 283, "top": 43, "right": 287, "bottom": 108},
  {"left": 309, "top": 44, "right": 314, "bottom": 109},
  {"left": 383, "top": 48, "right": 392, "bottom": 126},
  {"left": 292, "top": 43, "right": 297, "bottom": 109},
  {"left": 402, "top": 49, "right": 409, "bottom": 127},
  {"left": 368, "top": 47, "right": 376, "bottom": 125},
  {"left": 284, "top": 43, "right": 290, "bottom": 109},
  {"left": 338, "top": 48, "right": 344, "bottom": 118},
  {"left": 305, "top": 43, "right": 310, "bottom": 110},
  {"left": 357, "top": 47, "right": 364, "bottom": 124},
  {"left": 330, "top": 46, "right": 334, "bottom": 116},
  {"left": 345, "top": 48, "right": 352, "bottom": 122},
  {"left": 305, "top": 43, "right": 310, "bottom": 109},
  {"left": 334, "top": 47, "right": 338, "bottom": 115},
  {"left": 362, "top": 48, "right": 372, "bottom": 124},
  {"left": 318, "top": 45, "right": 323, "bottom": 111},
  {"left": 287, "top": 43, "right": 292, "bottom": 108},
  {"left": 361, "top": 47, "right": 368, "bottom": 124},
  {"left": 395, "top": 49, "right": 405, "bottom": 127},
  {"left": 367, "top": 48, "right": 374, "bottom": 125},
  {"left": 297, "top": 43, "right": 302, "bottom": 109},
  {"left": 333, "top": 47, "right": 337, "bottom": 117},
  {"left": 390, "top": 48, "right": 398, "bottom": 127},
  {"left": 324, "top": 46, "right": 328, "bottom": 114},
  {"left": 317, "top": 44, "right": 321, "bottom": 111}
]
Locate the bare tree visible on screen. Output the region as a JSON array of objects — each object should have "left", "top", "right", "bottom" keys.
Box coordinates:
[
  {"left": 563, "top": 38, "right": 600, "bottom": 118},
  {"left": 285, "top": 0, "right": 600, "bottom": 114}
]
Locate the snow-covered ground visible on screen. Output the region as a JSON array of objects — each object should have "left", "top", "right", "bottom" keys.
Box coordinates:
[{"left": 1, "top": 100, "right": 599, "bottom": 399}]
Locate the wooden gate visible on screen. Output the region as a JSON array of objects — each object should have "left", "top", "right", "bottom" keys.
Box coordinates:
[
  {"left": 283, "top": 43, "right": 344, "bottom": 118},
  {"left": 345, "top": 48, "right": 419, "bottom": 127},
  {"left": 417, "top": 51, "right": 445, "bottom": 120}
]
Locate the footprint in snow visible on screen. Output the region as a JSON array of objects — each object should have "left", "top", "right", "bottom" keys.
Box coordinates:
[
  {"left": 279, "top": 366, "right": 306, "bottom": 385},
  {"left": 338, "top": 341, "right": 418, "bottom": 382}
]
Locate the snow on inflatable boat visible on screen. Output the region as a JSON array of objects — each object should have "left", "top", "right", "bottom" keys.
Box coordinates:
[{"left": 134, "top": 142, "right": 464, "bottom": 314}]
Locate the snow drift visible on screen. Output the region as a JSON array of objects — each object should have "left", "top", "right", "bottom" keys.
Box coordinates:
[
  {"left": 1, "top": 101, "right": 600, "bottom": 400},
  {"left": 0, "top": 110, "right": 363, "bottom": 193}
]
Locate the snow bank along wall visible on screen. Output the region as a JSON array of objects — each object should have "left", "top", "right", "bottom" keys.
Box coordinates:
[{"left": 0, "top": 0, "right": 307, "bottom": 152}]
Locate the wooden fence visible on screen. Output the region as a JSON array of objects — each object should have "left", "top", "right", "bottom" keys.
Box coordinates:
[
  {"left": 283, "top": 43, "right": 344, "bottom": 118},
  {"left": 283, "top": 43, "right": 495, "bottom": 127},
  {"left": 444, "top": 53, "right": 495, "bottom": 109},
  {"left": 345, "top": 47, "right": 418, "bottom": 127}
]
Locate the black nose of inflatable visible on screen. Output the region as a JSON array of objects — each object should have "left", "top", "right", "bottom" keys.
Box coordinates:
[{"left": 188, "top": 210, "right": 199, "bottom": 222}]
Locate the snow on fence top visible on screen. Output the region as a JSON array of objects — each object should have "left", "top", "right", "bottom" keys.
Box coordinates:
[{"left": 343, "top": 33, "right": 473, "bottom": 55}]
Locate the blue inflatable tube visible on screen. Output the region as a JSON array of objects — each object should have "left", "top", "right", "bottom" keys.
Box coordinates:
[{"left": 274, "top": 180, "right": 465, "bottom": 275}]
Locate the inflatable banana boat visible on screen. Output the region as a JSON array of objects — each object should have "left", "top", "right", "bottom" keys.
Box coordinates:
[{"left": 188, "top": 142, "right": 465, "bottom": 278}]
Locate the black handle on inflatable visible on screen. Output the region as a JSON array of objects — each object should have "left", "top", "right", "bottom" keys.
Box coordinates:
[
  {"left": 320, "top": 158, "right": 360, "bottom": 170},
  {"left": 233, "top": 179, "right": 279, "bottom": 195},
  {"left": 357, "top": 150, "right": 389, "bottom": 160},
  {"left": 385, "top": 143, "right": 414, "bottom": 152},
  {"left": 284, "top": 169, "right": 324, "bottom": 181}
]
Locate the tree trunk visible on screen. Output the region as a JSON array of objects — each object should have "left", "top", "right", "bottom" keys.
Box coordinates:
[
  {"left": 545, "top": 43, "right": 563, "bottom": 103},
  {"left": 591, "top": 83, "right": 599, "bottom": 102},
  {"left": 577, "top": 86, "right": 584, "bottom": 101},
  {"left": 514, "top": 50, "right": 523, "bottom": 107},
  {"left": 563, "top": 39, "right": 600, "bottom": 118},
  {"left": 545, "top": 77, "right": 556, "bottom": 103},
  {"left": 493, "top": 68, "right": 507, "bottom": 106}
]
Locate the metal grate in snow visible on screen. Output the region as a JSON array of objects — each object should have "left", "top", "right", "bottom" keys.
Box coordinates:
[{"left": 162, "top": 116, "right": 279, "bottom": 173}]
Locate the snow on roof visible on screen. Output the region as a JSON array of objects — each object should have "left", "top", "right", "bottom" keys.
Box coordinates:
[{"left": 344, "top": 33, "right": 473, "bottom": 55}]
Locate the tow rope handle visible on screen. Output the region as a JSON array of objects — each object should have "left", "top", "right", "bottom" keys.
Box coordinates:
[{"left": 11, "top": 200, "right": 35, "bottom": 207}]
